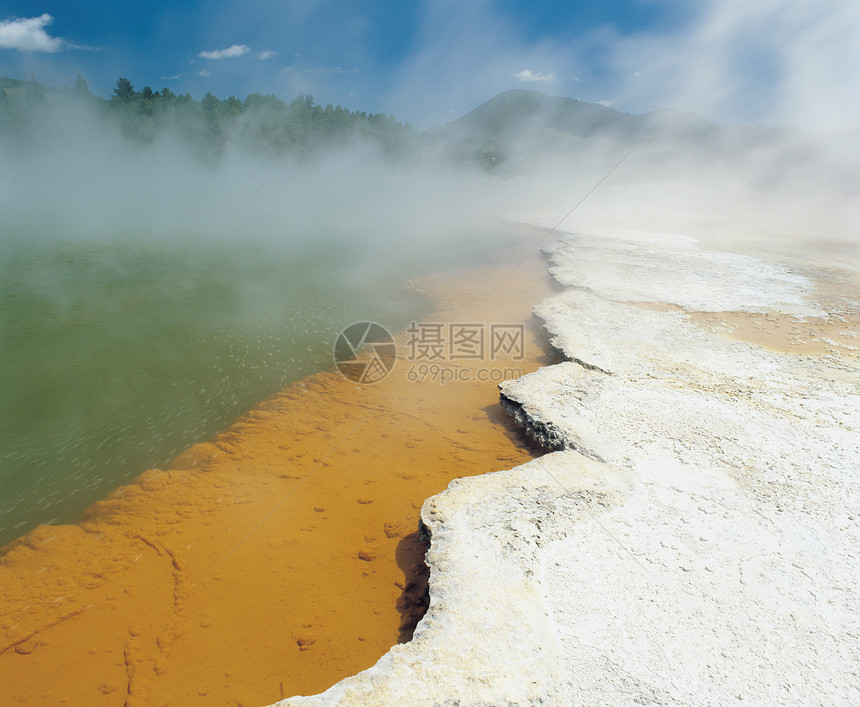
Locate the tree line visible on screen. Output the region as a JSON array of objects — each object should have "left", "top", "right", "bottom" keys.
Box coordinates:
[{"left": 0, "top": 74, "right": 415, "bottom": 158}]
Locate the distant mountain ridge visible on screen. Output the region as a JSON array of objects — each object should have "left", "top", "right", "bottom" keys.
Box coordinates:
[
  {"left": 0, "top": 75, "right": 780, "bottom": 171},
  {"left": 0, "top": 74, "right": 724, "bottom": 140},
  {"left": 432, "top": 89, "right": 646, "bottom": 139},
  {"left": 0, "top": 75, "right": 63, "bottom": 97},
  {"left": 424, "top": 88, "right": 743, "bottom": 168}
]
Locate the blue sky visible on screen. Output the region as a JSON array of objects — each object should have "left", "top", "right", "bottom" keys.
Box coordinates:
[{"left": 1, "top": 1, "right": 858, "bottom": 130}]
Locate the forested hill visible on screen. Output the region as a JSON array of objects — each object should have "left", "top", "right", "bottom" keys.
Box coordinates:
[
  {"left": 0, "top": 75, "right": 414, "bottom": 158},
  {"left": 1, "top": 76, "right": 779, "bottom": 171}
]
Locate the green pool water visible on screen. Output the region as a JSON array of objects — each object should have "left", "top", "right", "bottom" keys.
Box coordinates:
[{"left": 0, "top": 235, "right": 432, "bottom": 547}]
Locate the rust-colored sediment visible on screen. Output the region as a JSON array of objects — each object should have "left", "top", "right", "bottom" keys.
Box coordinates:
[
  {"left": 0, "top": 239, "right": 559, "bottom": 706},
  {"left": 632, "top": 256, "right": 859, "bottom": 362},
  {"left": 689, "top": 259, "right": 860, "bottom": 361},
  {"left": 689, "top": 309, "right": 860, "bottom": 361}
]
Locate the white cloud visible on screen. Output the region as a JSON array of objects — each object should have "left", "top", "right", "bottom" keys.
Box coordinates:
[
  {"left": 195, "top": 70, "right": 211, "bottom": 77},
  {"left": 597, "top": 99, "right": 615, "bottom": 108},
  {"left": 605, "top": 0, "right": 860, "bottom": 134},
  {"left": 513, "top": 69, "right": 558, "bottom": 83},
  {"left": 0, "top": 13, "right": 64, "bottom": 53},
  {"left": 257, "top": 50, "right": 276, "bottom": 60},
  {"left": 382, "top": 0, "right": 585, "bottom": 126},
  {"left": 198, "top": 44, "right": 250, "bottom": 60},
  {"left": 389, "top": 0, "right": 860, "bottom": 136},
  {"left": 281, "top": 64, "right": 357, "bottom": 75},
  {"left": 312, "top": 66, "right": 357, "bottom": 75}
]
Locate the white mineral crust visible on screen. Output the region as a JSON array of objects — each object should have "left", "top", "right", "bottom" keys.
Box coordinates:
[{"left": 274, "top": 232, "right": 859, "bottom": 706}]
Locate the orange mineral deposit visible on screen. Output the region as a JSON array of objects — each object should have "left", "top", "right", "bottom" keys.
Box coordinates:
[{"left": 0, "top": 239, "right": 559, "bottom": 706}]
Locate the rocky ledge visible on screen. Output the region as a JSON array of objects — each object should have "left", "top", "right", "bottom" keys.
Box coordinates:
[{"left": 274, "top": 231, "right": 859, "bottom": 706}]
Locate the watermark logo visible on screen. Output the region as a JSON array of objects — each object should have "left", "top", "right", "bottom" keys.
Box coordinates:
[{"left": 334, "top": 322, "right": 396, "bottom": 384}]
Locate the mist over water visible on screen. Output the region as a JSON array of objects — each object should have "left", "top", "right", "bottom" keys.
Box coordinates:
[
  {"left": 2, "top": 35, "right": 859, "bottom": 547},
  {"left": 0, "top": 94, "right": 521, "bottom": 546},
  {"left": 0, "top": 236, "right": 428, "bottom": 545}
]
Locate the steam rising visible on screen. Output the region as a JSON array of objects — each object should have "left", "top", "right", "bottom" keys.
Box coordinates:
[
  {"left": 0, "top": 100, "right": 509, "bottom": 278},
  {"left": 2, "top": 0, "right": 858, "bottom": 252},
  {"left": 1, "top": 0, "right": 858, "bottom": 544},
  {"left": 2, "top": 88, "right": 857, "bottom": 261}
]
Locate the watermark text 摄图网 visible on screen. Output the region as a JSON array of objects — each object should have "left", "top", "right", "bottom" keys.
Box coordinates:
[
  {"left": 406, "top": 363, "right": 524, "bottom": 385},
  {"left": 405, "top": 322, "right": 525, "bottom": 361},
  {"left": 403, "top": 322, "right": 525, "bottom": 385}
]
